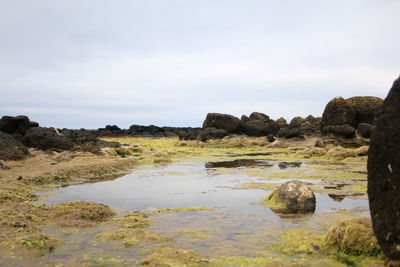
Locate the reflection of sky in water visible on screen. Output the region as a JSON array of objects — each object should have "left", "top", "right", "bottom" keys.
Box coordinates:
[
  {"left": 41, "top": 161, "right": 369, "bottom": 215},
  {"left": 38, "top": 160, "right": 370, "bottom": 257}
]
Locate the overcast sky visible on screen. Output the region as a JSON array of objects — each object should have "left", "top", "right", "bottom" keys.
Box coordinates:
[{"left": 0, "top": 0, "right": 399, "bottom": 129}]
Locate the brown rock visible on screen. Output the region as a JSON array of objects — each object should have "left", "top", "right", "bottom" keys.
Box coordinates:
[
  {"left": 321, "top": 97, "right": 357, "bottom": 129},
  {"left": 346, "top": 96, "right": 383, "bottom": 125},
  {"left": 368, "top": 76, "right": 400, "bottom": 262}
]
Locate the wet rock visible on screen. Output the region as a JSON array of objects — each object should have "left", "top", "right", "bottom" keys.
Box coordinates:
[
  {"left": 368, "top": 77, "right": 400, "bottom": 262},
  {"left": 265, "top": 180, "right": 316, "bottom": 214},
  {"left": 22, "top": 127, "right": 75, "bottom": 150},
  {"left": 248, "top": 112, "right": 270, "bottom": 122},
  {"left": 346, "top": 96, "right": 383, "bottom": 125},
  {"left": 0, "top": 131, "right": 29, "bottom": 160},
  {"left": 322, "top": 124, "right": 356, "bottom": 138},
  {"left": 202, "top": 113, "right": 242, "bottom": 133},
  {"left": 278, "top": 161, "right": 302, "bottom": 169},
  {"left": 0, "top": 115, "right": 31, "bottom": 134},
  {"left": 321, "top": 97, "right": 357, "bottom": 129},
  {"left": 327, "top": 194, "right": 346, "bottom": 202},
  {"left": 205, "top": 159, "right": 274, "bottom": 168},
  {"left": 357, "top": 123, "right": 374, "bottom": 139}
]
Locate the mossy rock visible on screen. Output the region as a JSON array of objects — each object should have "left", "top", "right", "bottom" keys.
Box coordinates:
[
  {"left": 264, "top": 180, "right": 316, "bottom": 214},
  {"left": 50, "top": 201, "right": 115, "bottom": 227},
  {"left": 325, "top": 218, "right": 380, "bottom": 257}
]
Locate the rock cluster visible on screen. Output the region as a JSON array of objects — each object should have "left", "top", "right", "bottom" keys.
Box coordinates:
[
  {"left": 368, "top": 77, "right": 400, "bottom": 263},
  {"left": 321, "top": 96, "right": 383, "bottom": 138},
  {"left": 0, "top": 115, "right": 121, "bottom": 161}
]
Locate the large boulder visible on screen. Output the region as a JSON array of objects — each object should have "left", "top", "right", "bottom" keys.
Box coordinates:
[
  {"left": 264, "top": 180, "right": 316, "bottom": 214},
  {"left": 198, "top": 128, "right": 227, "bottom": 141},
  {"left": 22, "top": 127, "right": 75, "bottom": 150},
  {"left": 248, "top": 112, "right": 270, "bottom": 122},
  {"left": 321, "top": 97, "right": 357, "bottom": 129},
  {"left": 322, "top": 124, "right": 356, "bottom": 138},
  {"left": 242, "top": 120, "right": 278, "bottom": 137},
  {"left": 0, "top": 115, "right": 31, "bottom": 134},
  {"left": 368, "top": 77, "right": 400, "bottom": 263},
  {"left": 202, "top": 113, "right": 242, "bottom": 133},
  {"left": 0, "top": 131, "right": 29, "bottom": 160},
  {"left": 346, "top": 96, "right": 383, "bottom": 125},
  {"left": 275, "top": 117, "right": 287, "bottom": 127},
  {"left": 357, "top": 123, "right": 374, "bottom": 139}
]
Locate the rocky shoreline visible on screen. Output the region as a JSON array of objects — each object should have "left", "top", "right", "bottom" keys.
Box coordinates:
[{"left": 0, "top": 95, "right": 383, "bottom": 163}]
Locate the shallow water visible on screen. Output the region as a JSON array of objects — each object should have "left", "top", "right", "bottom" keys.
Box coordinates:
[
  {"left": 41, "top": 160, "right": 368, "bottom": 214},
  {"left": 37, "top": 158, "right": 370, "bottom": 261}
]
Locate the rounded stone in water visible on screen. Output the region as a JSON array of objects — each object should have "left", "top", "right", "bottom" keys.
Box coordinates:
[{"left": 266, "top": 180, "right": 316, "bottom": 214}]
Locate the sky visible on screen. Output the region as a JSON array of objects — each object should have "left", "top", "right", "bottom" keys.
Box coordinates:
[{"left": 0, "top": 0, "right": 399, "bottom": 129}]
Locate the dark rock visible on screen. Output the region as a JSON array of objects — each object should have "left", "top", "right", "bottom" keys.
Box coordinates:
[
  {"left": 29, "top": 121, "right": 39, "bottom": 128},
  {"left": 346, "top": 96, "right": 383, "bottom": 125},
  {"left": 285, "top": 128, "right": 301, "bottom": 139},
  {"left": 357, "top": 123, "right": 374, "bottom": 139},
  {"left": 249, "top": 112, "right": 270, "bottom": 122},
  {"left": 242, "top": 120, "right": 277, "bottom": 137},
  {"left": 22, "top": 127, "right": 75, "bottom": 150},
  {"left": 299, "top": 121, "right": 314, "bottom": 135},
  {"left": 198, "top": 128, "right": 228, "bottom": 141},
  {"left": 276, "top": 117, "right": 287, "bottom": 127},
  {"left": 202, "top": 113, "right": 242, "bottom": 133},
  {"left": 305, "top": 115, "right": 320, "bottom": 126},
  {"left": 205, "top": 159, "right": 274, "bottom": 168},
  {"left": 314, "top": 140, "right": 323, "bottom": 148},
  {"left": 289, "top": 117, "right": 306, "bottom": 129},
  {"left": 321, "top": 97, "right": 357, "bottom": 129},
  {"left": 178, "top": 129, "right": 201, "bottom": 141},
  {"left": 368, "top": 77, "right": 400, "bottom": 262},
  {"left": 105, "top": 125, "right": 121, "bottom": 132},
  {"left": 0, "top": 131, "right": 29, "bottom": 160},
  {"left": 0, "top": 115, "right": 31, "bottom": 134},
  {"left": 322, "top": 124, "right": 356, "bottom": 138},
  {"left": 266, "top": 180, "right": 316, "bottom": 214},
  {"left": 278, "top": 161, "right": 302, "bottom": 169},
  {"left": 277, "top": 127, "right": 288, "bottom": 138},
  {"left": 240, "top": 115, "right": 250, "bottom": 123},
  {"left": 267, "top": 134, "right": 276, "bottom": 142}
]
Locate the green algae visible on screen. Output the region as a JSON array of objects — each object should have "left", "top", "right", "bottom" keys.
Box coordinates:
[
  {"left": 82, "top": 254, "right": 131, "bottom": 266},
  {"left": 271, "top": 230, "right": 325, "bottom": 255},
  {"left": 49, "top": 201, "right": 115, "bottom": 227},
  {"left": 140, "top": 246, "right": 208, "bottom": 266},
  {"left": 96, "top": 228, "right": 169, "bottom": 248},
  {"left": 208, "top": 256, "right": 278, "bottom": 266},
  {"left": 20, "top": 233, "right": 61, "bottom": 257},
  {"left": 262, "top": 189, "right": 287, "bottom": 212},
  {"left": 324, "top": 218, "right": 380, "bottom": 257}
]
